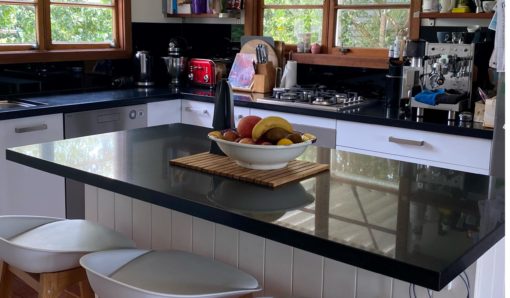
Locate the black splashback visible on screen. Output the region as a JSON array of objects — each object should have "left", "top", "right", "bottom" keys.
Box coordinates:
[
  {"left": 297, "top": 64, "right": 387, "bottom": 99},
  {"left": 131, "top": 22, "right": 242, "bottom": 85}
]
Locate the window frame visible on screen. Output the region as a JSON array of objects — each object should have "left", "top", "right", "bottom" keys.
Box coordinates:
[
  {"left": 247, "top": 0, "right": 418, "bottom": 69},
  {"left": 0, "top": 0, "right": 131, "bottom": 63}
]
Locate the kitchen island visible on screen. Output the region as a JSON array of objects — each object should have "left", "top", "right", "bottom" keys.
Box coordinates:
[{"left": 6, "top": 124, "right": 504, "bottom": 297}]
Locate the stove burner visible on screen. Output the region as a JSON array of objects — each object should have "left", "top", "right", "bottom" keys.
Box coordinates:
[{"left": 263, "top": 87, "right": 370, "bottom": 112}]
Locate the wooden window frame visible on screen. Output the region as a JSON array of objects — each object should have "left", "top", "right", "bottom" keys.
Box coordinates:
[
  {"left": 246, "top": 0, "right": 419, "bottom": 69},
  {"left": 0, "top": 0, "right": 131, "bottom": 64}
]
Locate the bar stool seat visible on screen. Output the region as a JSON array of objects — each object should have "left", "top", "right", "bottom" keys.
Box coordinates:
[
  {"left": 80, "top": 249, "right": 261, "bottom": 298},
  {"left": 0, "top": 215, "right": 135, "bottom": 298}
]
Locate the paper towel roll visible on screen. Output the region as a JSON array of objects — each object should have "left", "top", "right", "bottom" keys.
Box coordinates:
[{"left": 280, "top": 60, "right": 297, "bottom": 88}]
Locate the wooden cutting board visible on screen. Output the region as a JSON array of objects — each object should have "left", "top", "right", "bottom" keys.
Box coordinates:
[
  {"left": 170, "top": 152, "right": 329, "bottom": 188},
  {"left": 240, "top": 39, "right": 279, "bottom": 67}
]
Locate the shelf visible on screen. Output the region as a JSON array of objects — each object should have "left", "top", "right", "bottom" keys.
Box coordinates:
[
  {"left": 292, "top": 53, "right": 388, "bottom": 69},
  {"left": 165, "top": 12, "right": 240, "bottom": 19},
  {"left": 420, "top": 12, "right": 494, "bottom": 19}
]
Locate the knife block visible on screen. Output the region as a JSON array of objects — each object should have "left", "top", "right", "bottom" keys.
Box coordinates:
[{"left": 252, "top": 62, "right": 275, "bottom": 93}]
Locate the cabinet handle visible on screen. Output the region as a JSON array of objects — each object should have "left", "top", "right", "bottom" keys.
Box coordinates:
[
  {"left": 15, "top": 124, "right": 48, "bottom": 134},
  {"left": 184, "top": 107, "right": 210, "bottom": 115},
  {"left": 388, "top": 136, "right": 424, "bottom": 146},
  {"left": 237, "top": 114, "right": 244, "bottom": 119}
]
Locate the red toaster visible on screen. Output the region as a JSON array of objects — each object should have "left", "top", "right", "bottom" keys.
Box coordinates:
[{"left": 188, "top": 58, "right": 217, "bottom": 87}]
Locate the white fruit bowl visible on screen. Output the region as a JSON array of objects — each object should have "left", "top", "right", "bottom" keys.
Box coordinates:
[{"left": 208, "top": 136, "right": 313, "bottom": 170}]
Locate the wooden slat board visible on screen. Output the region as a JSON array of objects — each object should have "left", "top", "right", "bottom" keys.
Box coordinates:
[{"left": 170, "top": 152, "right": 329, "bottom": 188}]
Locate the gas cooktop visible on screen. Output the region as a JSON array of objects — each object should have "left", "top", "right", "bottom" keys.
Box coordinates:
[{"left": 256, "top": 86, "right": 376, "bottom": 112}]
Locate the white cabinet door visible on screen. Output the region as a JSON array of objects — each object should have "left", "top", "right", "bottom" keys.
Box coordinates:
[
  {"left": 336, "top": 120, "right": 491, "bottom": 174},
  {"left": 148, "top": 99, "right": 181, "bottom": 126},
  {"left": 181, "top": 100, "right": 215, "bottom": 128},
  {"left": 0, "top": 114, "right": 65, "bottom": 217}
]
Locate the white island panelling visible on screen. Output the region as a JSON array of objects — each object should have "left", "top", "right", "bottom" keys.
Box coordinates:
[{"left": 84, "top": 185, "right": 487, "bottom": 298}]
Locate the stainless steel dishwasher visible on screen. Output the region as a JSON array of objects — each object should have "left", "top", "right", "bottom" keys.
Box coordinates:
[{"left": 64, "top": 104, "right": 147, "bottom": 219}]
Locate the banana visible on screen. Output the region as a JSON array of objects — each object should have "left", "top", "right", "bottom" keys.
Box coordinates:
[{"left": 251, "top": 116, "right": 293, "bottom": 141}]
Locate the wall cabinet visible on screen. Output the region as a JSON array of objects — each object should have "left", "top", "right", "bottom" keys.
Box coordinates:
[
  {"left": 148, "top": 99, "right": 182, "bottom": 126},
  {"left": 336, "top": 120, "right": 491, "bottom": 175},
  {"left": 0, "top": 114, "right": 65, "bottom": 217}
]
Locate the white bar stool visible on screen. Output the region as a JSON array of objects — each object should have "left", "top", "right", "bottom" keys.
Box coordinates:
[
  {"left": 80, "top": 248, "right": 261, "bottom": 298},
  {"left": 0, "top": 215, "right": 135, "bottom": 298}
]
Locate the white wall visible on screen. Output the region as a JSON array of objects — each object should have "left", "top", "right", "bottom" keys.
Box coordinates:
[{"left": 131, "top": 0, "right": 181, "bottom": 23}]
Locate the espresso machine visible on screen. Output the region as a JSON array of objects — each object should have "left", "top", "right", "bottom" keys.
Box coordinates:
[{"left": 401, "top": 41, "right": 475, "bottom": 121}]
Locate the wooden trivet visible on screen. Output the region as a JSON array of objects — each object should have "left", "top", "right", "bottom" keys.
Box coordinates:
[{"left": 170, "top": 152, "right": 329, "bottom": 188}]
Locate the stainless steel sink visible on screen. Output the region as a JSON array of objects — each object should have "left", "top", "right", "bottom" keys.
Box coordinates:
[{"left": 0, "top": 99, "right": 37, "bottom": 110}]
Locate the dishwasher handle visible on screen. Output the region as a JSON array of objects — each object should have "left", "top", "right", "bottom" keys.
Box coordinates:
[{"left": 15, "top": 124, "right": 48, "bottom": 134}]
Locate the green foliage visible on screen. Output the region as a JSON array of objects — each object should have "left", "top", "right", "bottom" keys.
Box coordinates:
[
  {"left": 337, "top": 9, "right": 408, "bottom": 48},
  {"left": 0, "top": 4, "right": 36, "bottom": 44},
  {"left": 263, "top": 9, "right": 323, "bottom": 44},
  {"left": 263, "top": 3, "right": 409, "bottom": 49},
  {"left": 0, "top": 3, "right": 113, "bottom": 45},
  {"left": 51, "top": 6, "right": 113, "bottom": 43}
]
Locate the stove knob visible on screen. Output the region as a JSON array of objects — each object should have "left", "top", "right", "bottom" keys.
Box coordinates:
[{"left": 204, "top": 74, "right": 209, "bottom": 83}]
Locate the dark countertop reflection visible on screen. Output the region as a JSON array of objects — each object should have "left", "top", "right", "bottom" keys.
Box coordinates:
[{"left": 7, "top": 124, "right": 503, "bottom": 290}]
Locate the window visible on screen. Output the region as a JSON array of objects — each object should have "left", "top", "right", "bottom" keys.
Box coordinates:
[
  {"left": 0, "top": 0, "right": 131, "bottom": 62},
  {"left": 249, "top": 0, "right": 414, "bottom": 68},
  {"left": 335, "top": 0, "right": 410, "bottom": 49}
]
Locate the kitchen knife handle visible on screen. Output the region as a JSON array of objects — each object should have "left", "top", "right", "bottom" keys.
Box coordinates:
[
  {"left": 388, "top": 136, "right": 424, "bottom": 146},
  {"left": 15, "top": 124, "right": 48, "bottom": 134}
]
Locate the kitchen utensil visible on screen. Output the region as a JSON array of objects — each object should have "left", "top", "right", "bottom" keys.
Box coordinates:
[
  {"left": 482, "top": 0, "right": 496, "bottom": 12},
  {"left": 439, "top": 0, "right": 455, "bottom": 12},
  {"left": 162, "top": 56, "right": 187, "bottom": 85},
  {"left": 240, "top": 40, "right": 278, "bottom": 67},
  {"left": 134, "top": 51, "right": 155, "bottom": 87},
  {"left": 452, "top": 32, "right": 465, "bottom": 44},
  {"left": 240, "top": 36, "right": 275, "bottom": 48},
  {"left": 274, "top": 41, "right": 285, "bottom": 68},
  {"left": 279, "top": 60, "right": 297, "bottom": 88},
  {"left": 422, "top": 0, "right": 439, "bottom": 12},
  {"left": 436, "top": 32, "right": 451, "bottom": 43}
]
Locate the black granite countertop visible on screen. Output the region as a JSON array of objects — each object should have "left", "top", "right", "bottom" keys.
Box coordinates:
[
  {"left": 0, "top": 87, "right": 493, "bottom": 139},
  {"left": 7, "top": 124, "right": 504, "bottom": 290}
]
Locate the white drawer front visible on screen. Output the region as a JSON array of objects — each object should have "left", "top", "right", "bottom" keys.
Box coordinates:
[
  {"left": 251, "top": 108, "right": 336, "bottom": 129},
  {"left": 2, "top": 114, "right": 63, "bottom": 147},
  {"left": 181, "top": 100, "right": 214, "bottom": 128},
  {"left": 234, "top": 107, "right": 250, "bottom": 126},
  {"left": 336, "top": 120, "right": 491, "bottom": 173}
]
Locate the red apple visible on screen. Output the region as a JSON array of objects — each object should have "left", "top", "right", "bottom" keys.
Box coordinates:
[
  {"left": 223, "top": 130, "right": 238, "bottom": 142},
  {"left": 237, "top": 115, "right": 262, "bottom": 138},
  {"left": 238, "top": 137, "right": 255, "bottom": 144}
]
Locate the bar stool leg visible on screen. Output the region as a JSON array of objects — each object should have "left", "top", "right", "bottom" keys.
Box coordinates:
[
  {"left": 79, "top": 278, "right": 95, "bottom": 298},
  {"left": 39, "top": 267, "right": 92, "bottom": 298},
  {"left": 0, "top": 260, "right": 13, "bottom": 298}
]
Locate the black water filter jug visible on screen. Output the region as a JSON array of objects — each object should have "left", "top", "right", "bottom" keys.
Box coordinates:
[
  {"left": 210, "top": 79, "right": 235, "bottom": 155},
  {"left": 385, "top": 59, "right": 403, "bottom": 108}
]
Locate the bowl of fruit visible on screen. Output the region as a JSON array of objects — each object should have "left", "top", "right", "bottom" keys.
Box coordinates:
[{"left": 208, "top": 115, "right": 316, "bottom": 170}]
